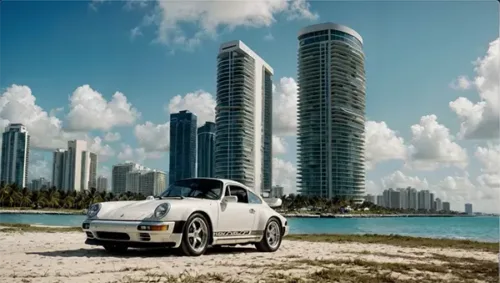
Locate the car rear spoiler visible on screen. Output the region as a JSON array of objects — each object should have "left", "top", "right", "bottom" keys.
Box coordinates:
[{"left": 263, "top": 197, "right": 283, "bottom": 208}]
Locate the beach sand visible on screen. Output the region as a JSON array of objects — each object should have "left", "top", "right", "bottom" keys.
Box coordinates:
[{"left": 0, "top": 231, "right": 497, "bottom": 283}]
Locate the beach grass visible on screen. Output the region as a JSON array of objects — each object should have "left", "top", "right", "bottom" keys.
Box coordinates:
[{"left": 286, "top": 233, "right": 499, "bottom": 253}]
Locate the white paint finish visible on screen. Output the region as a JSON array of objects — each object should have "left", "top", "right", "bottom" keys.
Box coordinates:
[{"left": 85, "top": 178, "right": 288, "bottom": 247}]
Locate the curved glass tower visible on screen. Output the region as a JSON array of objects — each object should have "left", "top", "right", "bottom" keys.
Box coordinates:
[
  {"left": 215, "top": 40, "right": 273, "bottom": 196},
  {"left": 297, "top": 23, "right": 366, "bottom": 202}
]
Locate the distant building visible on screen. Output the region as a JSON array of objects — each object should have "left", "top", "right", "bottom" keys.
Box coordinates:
[
  {"left": 430, "top": 193, "right": 435, "bottom": 210},
  {"left": 376, "top": 195, "right": 384, "bottom": 207},
  {"left": 30, "top": 177, "right": 50, "bottom": 190},
  {"left": 465, "top": 203, "right": 473, "bottom": 215},
  {"left": 271, "top": 185, "right": 284, "bottom": 198},
  {"left": 442, "top": 202, "right": 451, "bottom": 212},
  {"left": 97, "top": 176, "right": 108, "bottom": 192},
  {"left": 140, "top": 170, "right": 167, "bottom": 196},
  {"left": 112, "top": 162, "right": 144, "bottom": 194},
  {"left": 407, "top": 187, "right": 418, "bottom": 210},
  {"left": 197, "top": 121, "right": 216, "bottom": 178},
  {"left": 390, "top": 189, "right": 401, "bottom": 209},
  {"left": 435, "top": 198, "right": 442, "bottom": 211},
  {"left": 169, "top": 110, "right": 197, "bottom": 184},
  {"left": 0, "top": 123, "right": 30, "bottom": 188},
  {"left": 51, "top": 140, "right": 96, "bottom": 192},
  {"left": 398, "top": 188, "right": 408, "bottom": 209},
  {"left": 364, "top": 194, "right": 376, "bottom": 204}
]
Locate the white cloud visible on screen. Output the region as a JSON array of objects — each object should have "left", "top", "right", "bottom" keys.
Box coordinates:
[
  {"left": 130, "top": 27, "right": 143, "bottom": 40},
  {"left": 0, "top": 84, "right": 75, "bottom": 149},
  {"left": 365, "top": 121, "right": 407, "bottom": 170},
  {"left": 27, "top": 152, "right": 51, "bottom": 181},
  {"left": 272, "top": 157, "right": 296, "bottom": 195},
  {"left": 380, "top": 170, "right": 430, "bottom": 191},
  {"left": 104, "top": 132, "right": 121, "bottom": 142},
  {"left": 407, "top": 114, "right": 468, "bottom": 170},
  {"left": 88, "top": 136, "right": 115, "bottom": 162},
  {"left": 272, "top": 135, "right": 287, "bottom": 155},
  {"left": 117, "top": 144, "right": 163, "bottom": 163},
  {"left": 166, "top": 90, "right": 216, "bottom": 127},
  {"left": 65, "top": 85, "right": 140, "bottom": 132},
  {"left": 142, "top": 0, "right": 318, "bottom": 50},
  {"left": 449, "top": 38, "right": 499, "bottom": 140},
  {"left": 273, "top": 77, "right": 298, "bottom": 136},
  {"left": 449, "top": 75, "right": 472, "bottom": 90},
  {"left": 475, "top": 143, "right": 500, "bottom": 191},
  {"left": 134, "top": 122, "right": 170, "bottom": 153},
  {"left": 264, "top": 32, "right": 274, "bottom": 41}
]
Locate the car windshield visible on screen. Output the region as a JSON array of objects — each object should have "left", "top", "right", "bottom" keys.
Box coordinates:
[{"left": 160, "top": 179, "right": 223, "bottom": 200}]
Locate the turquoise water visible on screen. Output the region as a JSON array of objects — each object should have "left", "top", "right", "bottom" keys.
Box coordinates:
[{"left": 0, "top": 213, "right": 498, "bottom": 242}]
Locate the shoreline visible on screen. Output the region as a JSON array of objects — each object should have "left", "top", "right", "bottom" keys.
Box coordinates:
[
  {"left": 280, "top": 213, "right": 481, "bottom": 218},
  {"left": 0, "top": 209, "right": 85, "bottom": 215}
]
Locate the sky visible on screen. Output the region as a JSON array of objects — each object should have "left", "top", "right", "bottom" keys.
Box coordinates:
[{"left": 0, "top": 0, "right": 499, "bottom": 213}]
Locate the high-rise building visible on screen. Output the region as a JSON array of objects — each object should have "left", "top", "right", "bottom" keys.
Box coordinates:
[
  {"left": 364, "top": 194, "right": 376, "bottom": 204},
  {"left": 376, "top": 195, "right": 384, "bottom": 207},
  {"left": 97, "top": 176, "right": 108, "bottom": 192},
  {"left": 271, "top": 185, "right": 284, "bottom": 198},
  {"left": 215, "top": 40, "right": 273, "bottom": 196},
  {"left": 398, "top": 188, "right": 408, "bottom": 209},
  {"left": 112, "top": 162, "right": 143, "bottom": 194},
  {"left": 126, "top": 169, "right": 145, "bottom": 193},
  {"left": 88, "top": 152, "right": 98, "bottom": 189},
  {"left": 0, "top": 123, "right": 30, "bottom": 188},
  {"left": 435, "top": 197, "right": 442, "bottom": 211},
  {"left": 442, "top": 202, "right": 451, "bottom": 212},
  {"left": 169, "top": 110, "right": 197, "bottom": 184},
  {"left": 296, "top": 23, "right": 366, "bottom": 202},
  {"left": 390, "top": 189, "right": 401, "bottom": 209},
  {"left": 29, "top": 177, "right": 50, "bottom": 190},
  {"left": 465, "top": 203, "right": 473, "bottom": 215},
  {"left": 140, "top": 170, "right": 167, "bottom": 196},
  {"left": 430, "top": 193, "right": 435, "bottom": 210},
  {"left": 52, "top": 149, "right": 65, "bottom": 189},
  {"left": 51, "top": 140, "right": 96, "bottom": 192},
  {"left": 197, "top": 121, "right": 216, "bottom": 178},
  {"left": 407, "top": 187, "right": 418, "bottom": 210}
]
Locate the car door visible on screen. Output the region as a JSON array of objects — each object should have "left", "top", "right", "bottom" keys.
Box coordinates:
[
  {"left": 216, "top": 185, "right": 256, "bottom": 235},
  {"left": 247, "top": 190, "right": 264, "bottom": 231}
]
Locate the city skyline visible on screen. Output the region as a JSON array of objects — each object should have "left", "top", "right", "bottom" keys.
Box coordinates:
[{"left": 0, "top": 1, "right": 498, "bottom": 212}]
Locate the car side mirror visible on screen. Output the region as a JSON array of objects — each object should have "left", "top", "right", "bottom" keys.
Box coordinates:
[{"left": 222, "top": 196, "right": 238, "bottom": 203}]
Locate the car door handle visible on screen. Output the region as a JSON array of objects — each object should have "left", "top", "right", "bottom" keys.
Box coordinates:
[{"left": 249, "top": 209, "right": 255, "bottom": 214}]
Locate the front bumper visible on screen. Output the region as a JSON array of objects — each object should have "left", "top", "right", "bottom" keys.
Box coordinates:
[{"left": 82, "top": 220, "right": 185, "bottom": 248}]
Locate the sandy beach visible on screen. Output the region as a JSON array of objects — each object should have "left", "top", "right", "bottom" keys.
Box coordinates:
[{"left": 0, "top": 231, "right": 498, "bottom": 283}]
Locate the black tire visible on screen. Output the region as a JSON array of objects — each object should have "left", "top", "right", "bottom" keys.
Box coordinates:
[
  {"left": 103, "top": 244, "right": 128, "bottom": 254},
  {"left": 180, "top": 213, "right": 211, "bottom": 256},
  {"left": 255, "top": 218, "right": 282, "bottom": 252}
]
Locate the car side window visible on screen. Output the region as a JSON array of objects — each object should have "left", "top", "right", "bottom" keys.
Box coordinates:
[
  {"left": 224, "top": 186, "right": 230, "bottom": 197},
  {"left": 228, "top": 186, "right": 248, "bottom": 203},
  {"left": 247, "top": 190, "right": 262, "bottom": 204}
]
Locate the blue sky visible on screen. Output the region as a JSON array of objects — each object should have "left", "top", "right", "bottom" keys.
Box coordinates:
[{"left": 1, "top": 0, "right": 499, "bottom": 212}]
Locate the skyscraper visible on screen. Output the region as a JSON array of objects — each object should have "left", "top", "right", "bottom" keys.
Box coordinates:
[
  {"left": 169, "top": 110, "right": 197, "bottom": 184},
  {"left": 197, "top": 121, "right": 216, "bottom": 178},
  {"left": 52, "top": 149, "right": 65, "bottom": 189},
  {"left": 88, "top": 152, "right": 98, "bottom": 189},
  {"left": 0, "top": 123, "right": 30, "bottom": 188},
  {"left": 215, "top": 40, "right": 273, "bottom": 196},
  {"left": 112, "top": 162, "right": 143, "bottom": 194},
  {"left": 296, "top": 23, "right": 366, "bottom": 202},
  {"left": 465, "top": 203, "right": 473, "bottom": 215},
  {"left": 97, "top": 176, "right": 108, "bottom": 192}
]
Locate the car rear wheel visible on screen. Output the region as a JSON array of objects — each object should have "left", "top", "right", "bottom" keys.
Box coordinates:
[
  {"left": 255, "top": 218, "right": 282, "bottom": 252},
  {"left": 180, "top": 213, "right": 210, "bottom": 256},
  {"left": 103, "top": 244, "right": 128, "bottom": 254}
]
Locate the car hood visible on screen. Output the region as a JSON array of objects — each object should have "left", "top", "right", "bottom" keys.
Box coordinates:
[{"left": 96, "top": 198, "right": 209, "bottom": 221}]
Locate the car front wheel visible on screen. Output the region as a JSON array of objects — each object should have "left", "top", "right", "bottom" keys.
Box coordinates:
[
  {"left": 180, "top": 213, "right": 210, "bottom": 256},
  {"left": 255, "top": 218, "right": 282, "bottom": 252}
]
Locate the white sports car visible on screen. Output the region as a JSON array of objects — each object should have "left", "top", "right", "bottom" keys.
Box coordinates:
[{"left": 82, "top": 178, "right": 289, "bottom": 256}]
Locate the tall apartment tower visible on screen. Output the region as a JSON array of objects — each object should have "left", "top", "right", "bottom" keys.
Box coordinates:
[
  {"left": 88, "top": 152, "right": 98, "bottom": 189},
  {"left": 97, "top": 176, "right": 108, "bottom": 192},
  {"left": 197, "top": 121, "right": 216, "bottom": 178},
  {"left": 52, "top": 149, "right": 66, "bottom": 189},
  {"left": 0, "top": 123, "right": 30, "bottom": 188},
  {"left": 112, "top": 162, "right": 143, "bottom": 194},
  {"left": 215, "top": 40, "right": 273, "bottom": 196},
  {"left": 169, "top": 110, "right": 197, "bottom": 184},
  {"left": 297, "top": 23, "right": 366, "bottom": 202}
]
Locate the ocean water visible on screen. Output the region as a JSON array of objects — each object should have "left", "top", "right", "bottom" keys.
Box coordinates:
[{"left": 0, "top": 213, "right": 498, "bottom": 242}]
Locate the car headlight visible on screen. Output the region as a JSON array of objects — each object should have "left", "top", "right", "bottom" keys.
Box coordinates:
[
  {"left": 154, "top": 203, "right": 170, "bottom": 219},
  {"left": 87, "top": 203, "right": 101, "bottom": 218}
]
